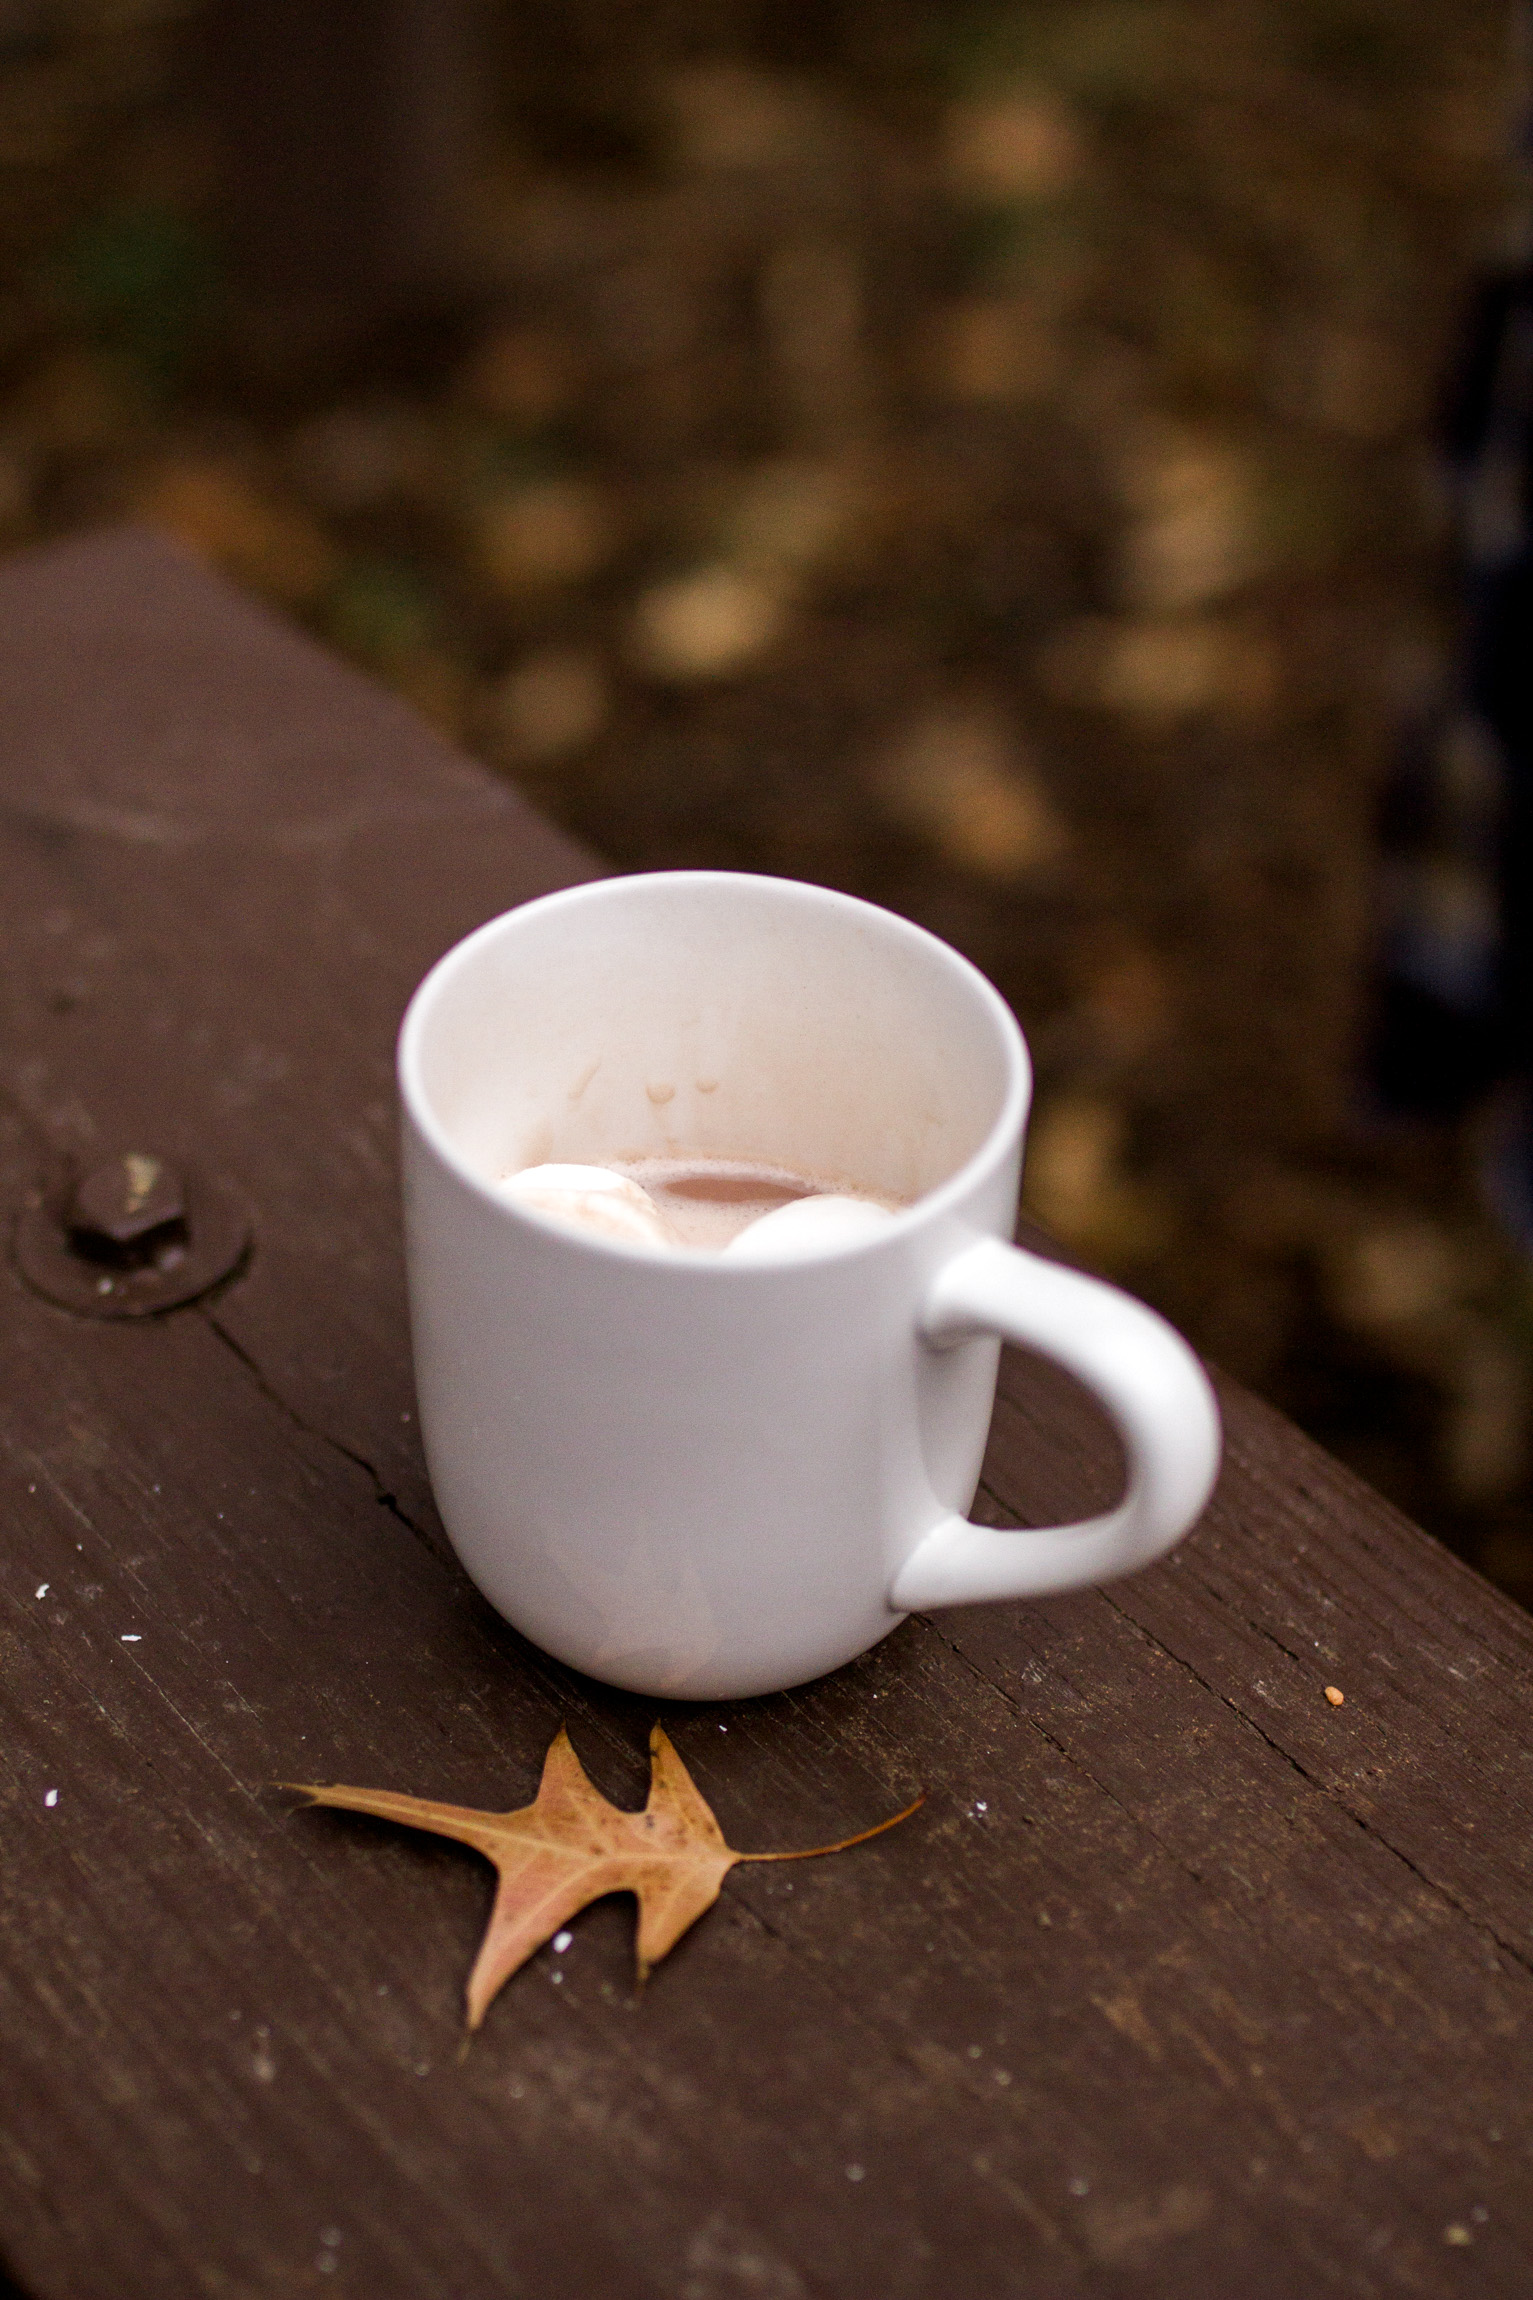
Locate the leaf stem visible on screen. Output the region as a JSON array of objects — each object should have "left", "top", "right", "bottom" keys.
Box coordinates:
[{"left": 736, "top": 1791, "right": 924, "bottom": 1862}]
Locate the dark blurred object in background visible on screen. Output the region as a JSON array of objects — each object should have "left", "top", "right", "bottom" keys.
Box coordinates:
[
  {"left": 210, "top": 0, "right": 483, "bottom": 343},
  {"left": 1365, "top": 248, "right": 1533, "bottom": 1192},
  {"left": 2, "top": 0, "right": 1531, "bottom": 1604},
  {"left": 1455, "top": 250, "right": 1533, "bottom": 1247}
]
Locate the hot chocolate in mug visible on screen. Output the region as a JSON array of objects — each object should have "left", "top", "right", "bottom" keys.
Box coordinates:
[{"left": 398, "top": 871, "right": 1221, "bottom": 1699}]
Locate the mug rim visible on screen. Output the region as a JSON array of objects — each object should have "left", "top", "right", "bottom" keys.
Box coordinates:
[{"left": 397, "top": 869, "right": 1032, "bottom": 1267}]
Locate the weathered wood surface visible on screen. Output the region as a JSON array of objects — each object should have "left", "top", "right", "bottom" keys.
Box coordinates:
[{"left": 0, "top": 529, "right": 1528, "bottom": 2299}]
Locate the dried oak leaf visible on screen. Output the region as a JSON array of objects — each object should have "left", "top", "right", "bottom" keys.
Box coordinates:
[{"left": 287, "top": 1724, "right": 921, "bottom": 2028}]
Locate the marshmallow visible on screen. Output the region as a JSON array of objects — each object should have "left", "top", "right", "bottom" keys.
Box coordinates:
[
  {"left": 722, "top": 1193, "right": 896, "bottom": 1262},
  {"left": 497, "top": 1163, "right": 677, "bottom": 1250}
]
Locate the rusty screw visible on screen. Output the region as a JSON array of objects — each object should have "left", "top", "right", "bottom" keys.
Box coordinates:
[{"left": 67, "top": 1154, "right": 188, "bottom": 1269}]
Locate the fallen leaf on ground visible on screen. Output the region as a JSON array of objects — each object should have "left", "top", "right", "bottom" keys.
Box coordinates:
[
  {"left": 131, "top": 456, "right": 340, "bottom": 606},
  {"left": 874, "top": 699, "right": 1068, "bottom": 879},
  {"left": 942, "top": 91, "right": 1085, "bottom": 203},
  {"left": 630, "top": 565, "right": 786, "bottom": 680},
  {"left": 287, "top": 1724, "right": 921, "bottom": 2028}
]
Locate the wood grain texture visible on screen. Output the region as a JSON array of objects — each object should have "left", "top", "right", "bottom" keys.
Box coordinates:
[{"left": 0, "top": 530, "right": 1526, "bottom": 2299}]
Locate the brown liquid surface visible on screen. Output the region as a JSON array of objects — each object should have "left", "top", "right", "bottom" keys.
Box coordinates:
[{"left": 610, "top": 1156, "right": 900, "bottom": 1252}]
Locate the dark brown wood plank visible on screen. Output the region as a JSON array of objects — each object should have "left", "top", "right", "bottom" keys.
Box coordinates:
[{"left": 0, "top": 530, "right": 1527, "bottom": 2299}]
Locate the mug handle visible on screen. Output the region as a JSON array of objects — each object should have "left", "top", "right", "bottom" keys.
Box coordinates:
[{"left": 890, "top": 1238, "right": 1222, "bottom": 1612}]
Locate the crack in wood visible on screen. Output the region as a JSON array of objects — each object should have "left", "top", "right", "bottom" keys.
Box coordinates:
[{"left": 201, "top": 1307, "right": 448, "bottom": 1565}]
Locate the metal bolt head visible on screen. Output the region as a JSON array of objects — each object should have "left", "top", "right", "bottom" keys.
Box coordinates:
[
  {"left": 68, "top": 1154, "right": 187, "bottom": 1265},
  {"left": 17, "top": 1158, "right": 250, "bottom": 1318}
]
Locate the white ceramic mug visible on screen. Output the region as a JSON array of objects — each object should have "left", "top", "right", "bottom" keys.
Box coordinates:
[{"left": 397, "top": 872, "right": 1221, "bottom": 1700}]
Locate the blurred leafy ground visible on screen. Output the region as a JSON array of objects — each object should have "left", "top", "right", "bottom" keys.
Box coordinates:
[{"left": 4, "top": 0, "right": 1532, "bottom": 1601}]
